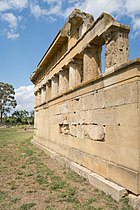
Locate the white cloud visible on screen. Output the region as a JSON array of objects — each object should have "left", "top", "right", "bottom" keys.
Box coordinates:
[
  {"left": 62, "top": 0, "right": 140, "bottom": 35},
  {"left": 0, "top": 0, "right": 140, "bottom": 39},
  {"left": 15, "top": 85, "right": 34, "bottom": 111},
  {"left": 133, "top": 18, "right": 140, "bottom": 30},
  {"left": 44, "top": 0, "right": 61, "bottom": 3},
  {"left": 7, "top": 31, "right": 19, "bottom": 39},
  {"left": 30, "top": 3, "right": 47, "bottom": 18},
  {"left": 10, "top": 0, "right": 28, "bottom": 10},
  {"left": 77, "top": 0, "right": 121, "bottom": 18},
  {"left": 0, "top": 1, "right": 11, "bottom": 12},
  {"left": 1, "top": 12, "right": 18, "bottom": 29},
  {"left": 1, "top": 12, "right": 21, "bottom": 39},
  {"left": 30, "top": 0, "right": 63, "bottom": 19},
  {"left": 0, "top": 0, "right": 28, "bottom": 12},
  {"left": 125, "top": 0, "right": 140, "bottom": 14}
]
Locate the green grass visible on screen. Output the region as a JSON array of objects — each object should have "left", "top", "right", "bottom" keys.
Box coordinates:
[
  {"left": 19, "top": 202, "right": 37, "bottom": 210},
  {"left": 59, "top": 187, "right": 77, "bottom": 202},
  {"left": 0, "top": 128, "right": 133, "bottom": 210}
]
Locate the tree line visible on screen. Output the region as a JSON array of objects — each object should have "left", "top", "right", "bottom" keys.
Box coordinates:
[{"left": 0, "top": 82, "right": 34, "bottom": 125}]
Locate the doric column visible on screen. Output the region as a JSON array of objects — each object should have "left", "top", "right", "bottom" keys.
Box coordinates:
[
  {"left": 34, "top": 91, "right": 38, "bottom": 107},
  {"left": 46, "top": 80, "right": 51, "bottom": 101},
  {"left": 104, "top": 26, "right": 129, "bottom": 71},
  {"left": 68, "top": 59, "right": 83, "bottom": 89},
  {"left": 83, "top": 44, "right": 101, "bottom": 82},
  {"left": 59, "top": 67, "right": 69, "bottom": 94},
  {"left": 41, "top": 85, "right": 46, "bottom": 104},
  {"left": 51, "top": 74, "right": 59, "bottom": 98},
  {"left": 37, "top": 89, "right": 41, "bottom": 106}
]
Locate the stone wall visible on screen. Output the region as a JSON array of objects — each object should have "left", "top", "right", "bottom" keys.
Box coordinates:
[{"left": 31, "top": 9, "right": 140, "bottom": 196}]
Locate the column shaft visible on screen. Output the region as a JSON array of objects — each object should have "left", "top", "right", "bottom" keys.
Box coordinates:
[
  {"left": 59, "top": 68, "right": 69, "bottom": 94},
  {"left": 51, "top": 75, "right": 59, "bottom": 98},
  {"left": 69, "top": 60, "right": 83, "bottom": 89},
  {"left": 83, "top": 44, "right": 101, "bottom": 82},
  {"left": 104, "top": 28, "right": 129, "bottom": 70}
]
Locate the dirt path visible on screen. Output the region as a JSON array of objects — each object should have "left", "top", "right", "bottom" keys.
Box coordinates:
[{"left": 0, "top": 128, "right": 132, "bottom": 210}]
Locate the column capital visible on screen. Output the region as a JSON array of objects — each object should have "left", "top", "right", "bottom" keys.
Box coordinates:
[
  {"left": 68, "top": 58, "right": 83, "bottom": 66},
  {"left": 103, "top": 25, "right": 130, "bottom": 44}
]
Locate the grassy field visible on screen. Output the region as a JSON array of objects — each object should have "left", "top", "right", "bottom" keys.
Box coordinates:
[{"left": 0, "top": 127, "right": 133, "bottom": 210}]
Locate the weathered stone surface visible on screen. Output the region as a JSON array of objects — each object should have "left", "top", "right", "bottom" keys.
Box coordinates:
[
  {"left": 51, "top": 75, "right": 59, "bottom": 98},
  {"left": 31, "top": 8, "right": 140, "bottom": 197},
  {"left": 104, "top": 26, "right": 129, "bottom": 70},
  {"left": 69, "top": 59, "right": 83, "bottom": 89},
  {"left": 33, "top": 140, "right": 128, "bottom": 202},
  {"left": 128, "top": 194, "right": 140, "bottom": 210},
  {"left": 104, "top": 81, "right": 138, "bottom": 107},
  {"left": 59, "top": 68, "right": 69, "bottom": 94},
  {"left": 83, "top": 44, "right": 102, "bottom": 82},
  {"left": 84, "top": 125, "right": 105, "bottom": 141},
  {"left": 88, "top": 171, "right": 127, "bottom": 201}
]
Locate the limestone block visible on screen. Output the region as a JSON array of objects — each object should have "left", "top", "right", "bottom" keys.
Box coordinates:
[
  {"left": 105, "top": 125, "right": 139, "bottom": 149},
  {"left": 117, "top": 147, "right": 139, "bottom": 171},
  {"left": 70, "top": 161, "right": 127, "bottom": 201},
  {"left": 69, "top": 124, "right": 77, "bottom": 137},
  {"left": 59, "top": 103, "right": 68, "bottom": 114},
  {"left": 116, "top": 103, "right": 138, "bottom": 126},
  {"left": 70, "top": 149, "right": 109, "bottom": 178},
  {"left": 52, "top": 105, "right": 61, "bottom": 115},
  {"left": 77, "top": 125, "right": 85, "bottom": 139},
  {"left": 84, "top": 108, "right": 117, "bottom": 125},
  {"left": 50, "top": 124, "right": 60, "bottom": 140},
  {"left": 82, "top": 91, "right": 105, "bottom": 110},
  {"left": 66, "top": 112, "right": 77, "bottom": 124},
  {"left": 84, "top": 125, "right": 105, "bottom": 141},
  {"left": 104, "top": 81, "right": 138, "bottom": 107},
  {"left": 108, "top": 162, "right": 139, "bottom": 194},
  {"left": 70, "top": 162, "right": 90, "bottom": 179},
  {"left": 78, "top": 110, "right": 91, "bottom": 124},
  {"left": 88, "top": 171, "right": 127, "bottom": 201},
  {"left": 51, "top": 114, "right": 64, "bottom": 124},
  {"left": 33, "top": 140, "right": 128, "bottom": 202},
  {"left": 129, "top": 194, "right": 140, "bottom": 210},
  {"left": 75, "top": 111, "right": 85, "bottom": 124},
  {"left": 66, "top": 99, "right": 79, "bottom": 113}
]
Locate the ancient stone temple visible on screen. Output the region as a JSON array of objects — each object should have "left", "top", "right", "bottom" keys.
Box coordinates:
[{"left": 31, "top": 9, "right": 140, "bottom": 201}]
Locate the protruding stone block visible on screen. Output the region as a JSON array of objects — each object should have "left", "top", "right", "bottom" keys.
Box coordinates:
[
  {"left": 88, "top": 171, "right": 127, "bottom": 201},
  {"left": 128, "top": 194, "right": 140, "bottom": 210}
]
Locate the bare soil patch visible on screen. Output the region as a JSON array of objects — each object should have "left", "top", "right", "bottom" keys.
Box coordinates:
[{"left": 0, "top": 128, "right": 132, "bottom": 210}]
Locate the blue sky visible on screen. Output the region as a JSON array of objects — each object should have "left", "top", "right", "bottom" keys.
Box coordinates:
[{"left": 0, "top": 0, "right": 140, "bottom": 111}]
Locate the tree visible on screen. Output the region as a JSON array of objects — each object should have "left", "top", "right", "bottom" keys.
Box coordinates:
[
  {"left": 21, "top": 110, "right": 29, "bottom": 124},
  {"left": 12, "top": 110, "right": 30, "bottom": 124},
  {"left": 29, "top": 110, "right": 34, "bottom": 124},
  {"left": 0, "top": 82, "right": 17, "bottom": 123},
  {"left": 12, "top": 111, "right": 22, "bottom": 123}
]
